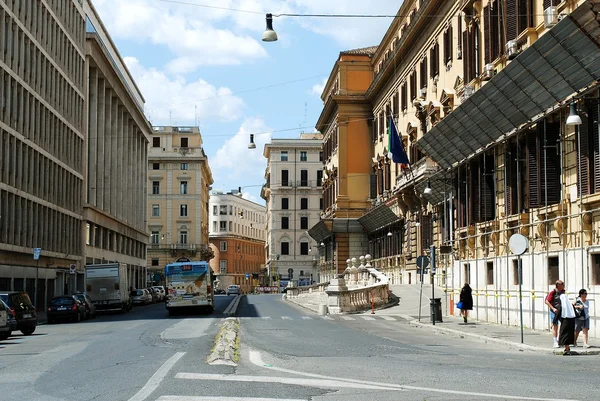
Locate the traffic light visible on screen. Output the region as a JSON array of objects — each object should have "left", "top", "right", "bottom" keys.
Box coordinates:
[{"left": 252, "top": 273, "right": 258, "bottom": 279}]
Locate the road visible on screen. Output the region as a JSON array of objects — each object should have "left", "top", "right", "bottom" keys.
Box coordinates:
[{"left": 1, "top": 294, "right": 597, "bottom": 401}]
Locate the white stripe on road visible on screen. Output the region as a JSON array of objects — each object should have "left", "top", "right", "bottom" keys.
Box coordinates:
[
  {"left": 280, "top": 316, "right": 292, "bottom": 320},
  {"left": 321, "top": 316, "right": 334, "bottom": 320},
  {"left": 158, "top": 397, "right": 305, "bottom": 401},
  {"left": 261, "top": 316, "right": 271, "bottom": 320},
  {"left": 360, "top": 316, "right": 375, "bottom": 321},
  {"left": 301, "top": 316, "right": 312, "bottom": 320},
  {"left": 248, "top": 350, "right": 577, "bottom": 401},
  {"left": 340, "top": 316, "right": 355, "bottom": 320},
  {"left": 128, "top": 352, "right": 185, "bottom": 401},
  {"left": 380, "top": 316, "right": 397, "bottom": 321},
  {"left": 175, "top": 373, "right": 401, "bottom": 391}
]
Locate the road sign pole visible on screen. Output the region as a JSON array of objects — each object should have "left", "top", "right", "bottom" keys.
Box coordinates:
[
  {"left": 431, "top": 245, "right": 436, "bottom": 326},
  {"left": 518, "top": 255, "right": 524, "bottom": 344}
]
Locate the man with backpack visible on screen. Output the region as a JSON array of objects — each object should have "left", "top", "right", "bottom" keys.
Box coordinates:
[{"left": 545, "top": 280, "right": 565, "bottom": 348}]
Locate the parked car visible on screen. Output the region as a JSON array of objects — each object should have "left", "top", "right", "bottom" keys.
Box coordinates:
[
  {"left": 73, "top": 292, "right": 96, "bottom": 319},
  {"left": 152, "top": 286, "right": 166, "bottom": 301},
  {"left": 0, "top": 299, "right": 10, "bottom": 340},
  {"left": 226, "top": 285, "right": 240, "bottom": 296},
  {"left": 130, "top": 289, "right": 152, "bottom": 305},
  {"left": 1, "top": 299, "right": 17, "bottom": 338},
  {"left": 47, "top": 295, "right": 86, "bottom": 323},
  {"left": 214, "top": 288, "right": 226, "bottom": 295},
  {"left": 146, "top": 287, "right": 159, "bottom": 303},
  {"left": 0, "top": 291, "right": 38, "bottom": 335}
]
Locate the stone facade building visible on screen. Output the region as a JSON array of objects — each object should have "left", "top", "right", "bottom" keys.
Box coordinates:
[
  {"left": 208, "top": 191, "right": 266, "bottom": 293},
  {"left": 262, "top": 134, "right": 322, "bottom": 286},
  {"left": 84, "top": 1, "right": 151, "bottom": 291},
  {"left": 146, "top": 126, "right": 213, "bottom": 283}
]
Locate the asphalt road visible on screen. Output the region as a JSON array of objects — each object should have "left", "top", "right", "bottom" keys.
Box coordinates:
[{"left": 1, "top": 294, "right": 597, "bottom": 401}]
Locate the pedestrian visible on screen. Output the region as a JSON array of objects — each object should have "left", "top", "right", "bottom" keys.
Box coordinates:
[
  {"left": 545, "top": 280, "right": 564, "bottom": 348},
  {"left": 573, "top": 289, "right": 590, "bottom": 348},
  {"left": 459, "top": 283, "right": 473, "bottom": 323},
  {"left": 557, "top": 291, "right": 576, "bottom": 355}
]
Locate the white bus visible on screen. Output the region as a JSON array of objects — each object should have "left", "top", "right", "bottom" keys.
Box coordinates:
[{"left": 165, "top": 261, "right": 214, "bottom": 315}]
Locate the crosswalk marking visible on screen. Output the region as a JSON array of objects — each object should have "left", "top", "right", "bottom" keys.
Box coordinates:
[
  {"left": 341, "top": 316, "right": 355, "bottom": 320},
  {"left": 380, "top": 316, "right": 397, "bottom": 321},
  {"left": 261, "top": 316, "right": 271, "bottom": 320},
  {"left": 321, "top": 316, "right": 334, "bottom": 320},
  {"left": 360, "top": 316, "right": 375, "bottom": 321},
  {"left": 281, "top": 316, "right": 292, "bottom": 320},
  {"left": 301, "top": 316, "right": 312, "bottom": 320},
  {"left": 235, "top": 315, "right": 401, "bottom": 322}
]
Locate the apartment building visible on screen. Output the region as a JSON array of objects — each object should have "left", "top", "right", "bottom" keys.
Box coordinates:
[
  {"left": 0, "top": 0, "right": 86, "bottom": 307},
  {"left": 208, "top": 191, "right": 266, "bottom": 293},
  {"left": 262, "top": 133, "right": 322, "bottom": 286},
  {"left": 147, "top": 126, "right": 213, "bottom": 282},
  {"left": 309, "top": 47, "right": 376, "bottom": 281},
  {"left": 347, "top": 0, "right": 600, "bottom": 336},
  {"left": 83, "top": 2, "right": 151, "bottom": 291}
]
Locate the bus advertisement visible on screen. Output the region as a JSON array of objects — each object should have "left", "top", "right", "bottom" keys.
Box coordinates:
[{"left": 165, "top": 261, "right": 214, "bottom": 314}]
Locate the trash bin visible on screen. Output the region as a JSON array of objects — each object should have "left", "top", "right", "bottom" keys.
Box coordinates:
[{"left": 430, "top": 298, "right": 443, "bottom": 322}]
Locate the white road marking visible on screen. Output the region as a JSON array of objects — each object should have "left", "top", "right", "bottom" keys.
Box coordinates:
[
  {"left": 261, "top": 317, "right": 272, "bottom": 320},
  {"left": 240, "top": 317, "right": 252, "bottom": 320},
  {"left": 161, "top": 319, "right": 210, "bottom": 340},
  {"left": 175, "top": 373, "right": 401, "bottom": 391},
  {"left": 340, "top": 316, "right": 355, "bottom": 320},
  {"left": 248, "top": 350, "right": 578, "bottom": 401},
  {"left": 280, "top": 316, "right": 292, "bottom": 320},
  {"left": 321, "top": 316, "right": 334, "bottom": 320},
  {"left": 301, "top": 316, "right": 312, "bottom": 320},
  {"left": 360, "top": 316, "right": 375, "bottom": 321},
  {"left": 380, "top": 316, "right": 397, "bottom": 321},
  {"left": 128, "top": 352, "right": 185, "bottom": 401},
  {"left": 158, "top": 397, "right": 305, "bottom": 401}
]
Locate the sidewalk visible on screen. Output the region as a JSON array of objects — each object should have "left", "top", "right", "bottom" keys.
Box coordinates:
[{"left": 372, "top": 284, "right": 599, "bottom": 356}]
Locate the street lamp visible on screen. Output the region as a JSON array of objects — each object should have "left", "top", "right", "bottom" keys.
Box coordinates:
[
  {"left": 262, "top": 13, "right": 278, "bottom": 42},
  {"left": 424, "top": 180, "right": 432, "bottom": 195},
  {"left": 566, "top": 101, "right": 582, "bottom": 126},
  {"left": 248, "top": 133, "right": 257, "bottom": 149}
]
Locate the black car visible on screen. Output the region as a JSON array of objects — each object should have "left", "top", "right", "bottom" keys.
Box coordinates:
[
  {"left": 0, "top": 299, "right": 10, "bottom": 340},
  {"left": 47, "top": 295, "right": 86, "bottom": 323},
  {"left": 73, "top": 292, "right": 96, "bottom": 319},
  {"left": 0, "top": 292, "right": 38, "bottom": 335}
]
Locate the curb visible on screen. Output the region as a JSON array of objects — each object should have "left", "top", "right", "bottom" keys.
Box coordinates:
[
  {"left": 207, "top": 317, "right": 240, "bottom": 366},
  {"left": 223, "top": 295, "right": 242, "bottom": 317}
]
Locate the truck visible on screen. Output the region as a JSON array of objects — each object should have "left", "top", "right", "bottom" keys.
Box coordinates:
[
  {"left": 85, "top": 263, "right": 132, "bottom": 313},
  {"left": 165, "top": 261, "right": 214, "bottom": 315}
]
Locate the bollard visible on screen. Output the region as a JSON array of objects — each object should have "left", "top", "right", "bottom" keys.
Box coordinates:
[
  {"left": 318, "top": 304, "right": 328, "bottom": 315},
  {"left": 371, "top": 291, "right": 375, "bottom": 314}
]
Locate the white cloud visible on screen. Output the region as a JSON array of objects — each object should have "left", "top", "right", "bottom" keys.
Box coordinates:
[
  {"left": 124, "top": 57, "right": 245, "bottom": 124},
  {"left": 311, "top": 77, "right": 327, "bottom": 98},
  {"left": 211, "top": 118, "right": 271, "bottom": 185},
  {"left": 93, "top": 0, "right": 268, "bottom": 70}
]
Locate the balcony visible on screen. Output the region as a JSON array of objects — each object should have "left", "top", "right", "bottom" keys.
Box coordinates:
[{"left": 395, "top": 156, "right": 440, "bottom": 190}]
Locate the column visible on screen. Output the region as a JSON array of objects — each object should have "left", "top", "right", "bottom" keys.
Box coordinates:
[
  {"left": 116, "top": 107, "right": 124, "bottom": 222},
  {"left": 110, "top": 97, "right": 118, "bottom": 215},
  {"left": 123, "top": 118, "right": 130, "bottom": 224},
  {"left": 88, "top": 68, "right": 98, "bottom": 206},
  {"left": 103, "top": 89, "right": 112, "bottom": 214},
  {"left": 96, "top": 78, "right": 106, "bottom": 210}
]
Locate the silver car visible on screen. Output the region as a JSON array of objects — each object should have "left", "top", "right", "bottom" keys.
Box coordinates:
[
  {"left": 130, "top": 289, "right": 152, "bottom": 305},
  {"left": 226, "top": 285, "right": 240, "bottom": 296}
]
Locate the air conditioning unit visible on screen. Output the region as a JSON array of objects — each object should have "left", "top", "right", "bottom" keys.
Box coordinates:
[
  {"left": 544, "top": 6, "right": 558, "bottom": 28},
  {"left": 482, "top": 63, "right": 495, "bottom": 81},
  {"left": 506, "top": 40, "right": 520, "bottom": 60}
]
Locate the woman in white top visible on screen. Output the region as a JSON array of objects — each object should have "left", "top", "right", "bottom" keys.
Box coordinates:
[
  {"left": 557, "top": 292, "right": 576, "bottom": 355},
  {"left": 573, "top": 289, "right": 590, "bottom": 348}
]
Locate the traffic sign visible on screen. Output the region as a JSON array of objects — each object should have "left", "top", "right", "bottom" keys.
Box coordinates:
[
  {"left": 245, "top": 273, "right": 250, "bottom": 280},
  {"left": 69, "top": 264, "right": 76, "bottom": 274},
  {"left": 416, "top": 255, "right": 429, "bottom": 269},
  {"left": 33, "top": 248, "right": 41, "bottom": 260}
]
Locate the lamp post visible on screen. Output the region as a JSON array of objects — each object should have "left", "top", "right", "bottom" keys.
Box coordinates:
[{"left": 567, "top": 100, "right": 584, "bottom": 289}]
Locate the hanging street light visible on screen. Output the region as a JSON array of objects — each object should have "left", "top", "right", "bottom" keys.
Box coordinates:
[
  {"left": 424, "top": 180, "right": 432, "bottom": 195},
  {"left": 566, "top": 101, "right": 582, "bottom": 126},
  {"left": 262, "top": 13, "right": 278, "bottom": 42},
  {"left": 248, "top": 133, "right": 256, "bottom": 149}
]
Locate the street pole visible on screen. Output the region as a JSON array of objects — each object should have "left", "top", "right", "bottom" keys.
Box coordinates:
[
  {"left": 431, "top": 245, "right": 436, "bottom": 326},
  {"left": 518, "top": 254, "right": 524, "bottom": 344},
  {"left": 35, "top": 258, "right": 39, "bottom": 308}
]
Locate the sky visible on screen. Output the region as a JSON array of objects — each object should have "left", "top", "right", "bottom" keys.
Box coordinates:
[{"left": 92, "top": 0, "right": 402, "bottom": 203}]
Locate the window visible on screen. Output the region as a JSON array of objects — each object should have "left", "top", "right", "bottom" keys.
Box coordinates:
[
  {"left": 592, "top": 254, "right": 600, "bottom": 285},
  {"left": 220, "top": 205, "right": 227, "bottom": 215},
  {"left": 151, "top": 231, "right": 159, "bottom": 244},
  {"left": 213, "top": 221, "right": 217, "bottom": 232},
  {"left": 429, "top": 42, "right": 439, "bottom": 78},
  {"left": 443, "top": 24, "right": 453, "bottom": 63},
  {"left": 213, "top": 205, "right": 218, "bottom": 215},
  {"left": 300, "top": 151, "right": 307, "bottom": 161},
  {"left": 281, "top": 151, "right": 288, "bottom": 161},
  {"left": 300, "top": 198, "right": 308, "bottom": 210},
  {"left": 181, "top": 163, "right": 188, "bottom": 170},
  {"left": 319, "top": 151, "right": 323, "bottom": 162},
  {"left": 281, "top": 170, "right": 289, "bottom": 186},
  {"left": 152, "top": 205, "right": 160, "bottom": 217},
  {"left": 152, "top": 181, "right": 160, "bottom": 194},
  {"left": 317, "top": 170, "right": 323, "bottom": 187},
  {"left": 300, "top": 242, "right": 309, "bottom": 255},
  {"left": 220, "top": 260, "right": 227, "bottom": 274},
  {"left": 281, "top": 241, "right": 289, "bottom": 255},
  {"left": 179, "top": 230, "right": 188, "bottom": 244},
  {"left": 282, "top": 198, "right": 289, "bottom": 210},
  {"left": 463, "top": 263, "right": 471, "bottom": 284},
  {"left": 319, "top": 198, "right": 323, "bottom": 210},
  {"left": 152, "top": 137, "right": 160, "bottom": 147},
  {"left": 180, "top": 204, "right": 188, "bottom": 217},
  {"left": 229, "top": 206, "right": 233, "bottom": 215},
  {"left": 151, "top": 258, "right": 159, "bottom": 266},
  {"left": 180, "top": 181, "right": 188, "bottom": 194},
  {"left": 300, "top": 217, "right": 308, "bottom": 230},
  {"left": 300, "top": 170, "right": 308, "bottom": 186},
  {"left": 220, "top": 241, "right": 227, "bottom": 252},
  {"left": 282, "top": 217, "right": 289, "bottom": 230},
  {"left": 152, "top": 163, "right": 160, "bottom": 170},
  {"left": 219, "top": 221, "right": 227, "bottom": 231},
  {"left": 180, "top": 137, "right": 188, "bottom": 147},
  {"left": 548, "top": 256, "right": 559, "bottom": 285},
  {"left": 486, "top": 262, "right": 494, "bottom": 285},
  {"left": 576, "top": 101, "right": 600, "bottom": 196}
]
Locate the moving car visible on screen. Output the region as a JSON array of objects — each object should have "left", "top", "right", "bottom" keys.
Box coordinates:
[
  {"left": 152, "top": 286, "right": 166, "bottom": 301},
  {"left": 47, "top": 295, "right": 87, "bottom": 323},
  {"left": 0, "top": 299, "right": 17, "bottom": 340},
  {"left": 0, "top": 291, "right": 38, "bottom": 335},
  {"left": 130, "top": 289, "right": 152, "bottom": 305},
  {"left": 0, "top": 299, "right": 9, "bottom": 340},
  {"left": 74, "top": 292, "right": 97, "bottom": 319},
  {"left": 226, "top": 285, "right": 240, "bottom": 296}
]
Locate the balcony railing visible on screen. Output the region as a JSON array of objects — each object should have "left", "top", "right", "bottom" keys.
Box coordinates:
[{"left": 395, "top": 156, "right": 440, "bottom": 189}]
